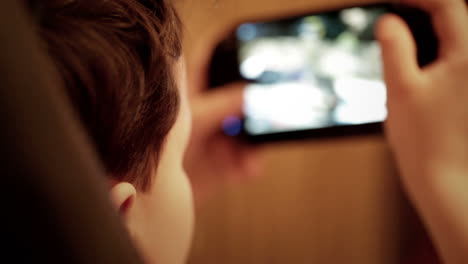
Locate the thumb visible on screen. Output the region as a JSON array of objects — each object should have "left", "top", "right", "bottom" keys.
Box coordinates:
[
  {"left": 193, "top": 82, "right": 245, "bottom": 134},
  {"left": 376, "top": 14, "right": 421, "bottom": 98}
]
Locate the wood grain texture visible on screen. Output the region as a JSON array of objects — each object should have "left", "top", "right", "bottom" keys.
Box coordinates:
[{"left": 177, "top": 1, "right": 417, "bottom": 263}]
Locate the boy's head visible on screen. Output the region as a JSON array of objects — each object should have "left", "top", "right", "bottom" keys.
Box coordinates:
[{"left": 30, "top": 0, "right": 194, "bottom": 263}]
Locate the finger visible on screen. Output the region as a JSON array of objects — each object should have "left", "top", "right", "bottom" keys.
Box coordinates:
[
  {"left": 403, "top": 0, "right": 468, "bottom": 55},
  {"left": 376, "top": 14, "right": 422, "bottom": 97},
  {"left": 193, "top": 82, "right": 246, "bottom": 134}
]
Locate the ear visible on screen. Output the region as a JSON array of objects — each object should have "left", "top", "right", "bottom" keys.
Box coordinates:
[{"left": 110, "top": 182, "right": 137, "bottom": 217}]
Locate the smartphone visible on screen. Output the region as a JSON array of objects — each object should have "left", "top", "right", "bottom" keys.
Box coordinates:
[{"left": 209, "top": 3, "right": 438, "bottom": 142}]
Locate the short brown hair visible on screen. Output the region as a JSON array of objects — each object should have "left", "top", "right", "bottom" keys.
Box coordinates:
[{"left": 29, "top": 0, "right": 183, "bottom": 190}]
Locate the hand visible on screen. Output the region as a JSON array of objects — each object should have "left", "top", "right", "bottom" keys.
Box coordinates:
[
  {"left": 378, "top": 0, "right": 468, "bottom": 181},
  {"left": 183, "top": 49, "right": 261, "bottom": 207},
  {"left": 377, "top": 0, "right": 468, "bottom": 263}
]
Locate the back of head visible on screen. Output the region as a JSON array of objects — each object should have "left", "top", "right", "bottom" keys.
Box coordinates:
[{"left": 29, "top": 0, "right": 183, "bottom": 189}]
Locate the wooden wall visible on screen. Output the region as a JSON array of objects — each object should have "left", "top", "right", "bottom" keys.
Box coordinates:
[{"left": 176, "top": 0, "right": 422, "bottom": 263}]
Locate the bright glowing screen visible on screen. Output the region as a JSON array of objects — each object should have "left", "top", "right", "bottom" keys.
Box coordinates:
[{"left": 238, "top": 6, "right": 388, "bottom": 135}]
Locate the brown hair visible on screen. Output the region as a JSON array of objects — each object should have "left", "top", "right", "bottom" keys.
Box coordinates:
[{"left": 29, "top": 0, "right": 183, "bottom": 190}]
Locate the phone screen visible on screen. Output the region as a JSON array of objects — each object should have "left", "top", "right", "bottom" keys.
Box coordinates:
[{"left": 238, "top": 6, "right": 388, "bottom": 136}]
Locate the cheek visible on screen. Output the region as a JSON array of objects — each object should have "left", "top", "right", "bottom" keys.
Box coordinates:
[
  {"left": 180, "top": 95, "right": 192, "bottom": 153},
  {"left": 177, "top": 59, "right": 192, "bottom": 153},
  {"left": 163, "top": 171, "right": 194, "bottom": 262},
  {"left": 166, "top": 171, "right": 194, "bottom": 263},
  {"left": 139, "top": 169, "right": 194, "bottom": 264}
]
